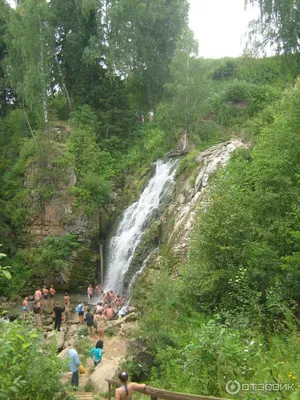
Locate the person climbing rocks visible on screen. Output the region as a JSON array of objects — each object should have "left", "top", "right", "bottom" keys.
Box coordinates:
[
  {"left": 89, "top": 339, "right": 103, "bottom": 367},
  {"left": 22, "top": 297, "right": 29, "bottom": 320},
  {"left": 53, "top": 301, "right": 65, "bottom": 332},
  {"left": 115, "top": 371, "right": 146, "bottom": 400},
  {"left": 75, "top": 301, "right": 84, "bottom": 324},
  {"left": 49, "top": 285, "right": 56, "bottom": 307},
  {"left": 68, "top": 345, "right": 80, "bottom": 390},
  {"left": 85, "top": 307, "right": 95, "bottom": 336}
]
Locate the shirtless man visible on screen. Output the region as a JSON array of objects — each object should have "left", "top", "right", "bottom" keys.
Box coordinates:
[
  {"left": 87, "top": 284, "right": 93, "bottom": 300},
  {"left": 64, "top": 292, "right": 71, "bottom": 312},
  {"left": 110, "top": 290, "right": 116, "bottom": 305},
  {"left": 34, "top": 288, "right": 42, "bottom": 303},
  {"left": 95, "top": 284, "right": 101, "bottom": 297},
  {"left": 22, "top": 297, "right": 29, "bottom": 320},
  {"left": 49, "top": 285, "right": 56, "bottom": 307},
  {"left": 105, "top": 305, "right": 114, "bottom": 320},
  {"left": 115, "top": 371, "right": 146, "bottom": 400},
  {"left": 42, "top": 285, "right": 49, "bottom": 307},
  {"left": 95, "top": 302, "right": 105, "bottom": 314},
  {"left": 103, "top": 291, "right": 110, "bottom": 305}
]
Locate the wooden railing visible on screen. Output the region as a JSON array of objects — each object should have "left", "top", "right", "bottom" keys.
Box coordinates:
[{"left": 106, "top": 379, "right": 229, "bottom": 400}]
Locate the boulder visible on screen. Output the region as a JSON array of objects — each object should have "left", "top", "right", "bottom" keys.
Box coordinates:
[
  {"left": 88, "top": 357, "right": 119, "bottom": 394},
  {"left": 57, "top": 346, "right": 71, "bottom": 360},
  {"left": 56, "top": 330, "right": 65, "bottom": 351}
]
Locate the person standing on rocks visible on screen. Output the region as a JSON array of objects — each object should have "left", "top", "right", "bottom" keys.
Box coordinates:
[
  {"left": 49, "top": 285, "right": 56, "bottom": 307},
  {"left": 34, "top": 288, "right": 42, "bottom": 303},
  {"left": 64, "top": 292, "right": 71, "bottom": 313},
  {"left": 94, "top": 311, "right": 107, "bottom": 338},
  {"left": 53, "top": 301, "right": 65, "bottom": 332},
  {"left": 68, "top": 345, "right": 80, "bottom": 390},
  {"left": 115, "top": 371, "right": 146, "bottom": 400},
  {"left": 85, "top": 307, "right": 94, "bottom": 336},
  {"left": 76, "top": 301, "right": 84, "bottom": 324},
  {"left": 42, "top": 285, "right": 49, "bottom": 307},
  {"left": 87, "top": 284, "right": 93, "bottom": 300},
  {"left": 22, "top": 297, "right": 29, "bottom": 320},
  {"left": 33, "top": 301, "right": 41, "bottom": 328}
]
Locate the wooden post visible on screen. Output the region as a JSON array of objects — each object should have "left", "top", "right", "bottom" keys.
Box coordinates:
[
  {"left": 108, "top": 382, "right": 112, "bottom": 400},
  {"left": 100, "top": 243, "right": 104, "bottom": 286}
]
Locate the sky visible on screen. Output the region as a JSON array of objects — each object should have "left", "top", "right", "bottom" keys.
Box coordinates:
[
  {"left": 188, "top": 0, "right": 260, "bottom": 58},
  {"left": 7, "top": 0, "right": 259, "bottom": 59}
]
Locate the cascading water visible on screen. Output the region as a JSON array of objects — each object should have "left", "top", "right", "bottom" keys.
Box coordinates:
[{"left": 104, "top": 159, "right": 177, "bottom": 295}]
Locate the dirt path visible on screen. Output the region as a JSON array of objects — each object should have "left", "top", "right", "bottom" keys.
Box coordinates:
[{"left": 77, "top": 334, "right": 128, "bottom": 394}]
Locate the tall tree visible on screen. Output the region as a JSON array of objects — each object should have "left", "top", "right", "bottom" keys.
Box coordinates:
[
  {"left": 49, "top": 0, "right": 106, "bottom": 108},
  {"left": 246, "top": 0, "right": 300, "bottom": 53},
  {"left": 0, "top": 0, "right": 11, "bottom": 116},
  {"left": 6, "top": 0, "right": 54, "bottom": 124},
  {"left": 107, "top": 0, "right": 189, "bottom": 108}
]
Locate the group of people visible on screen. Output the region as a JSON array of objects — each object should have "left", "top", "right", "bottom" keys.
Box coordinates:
[
  {"left": 22, "top": 285, "right": 72, "bottom": 329},
  {"left": 68, "top": 342, "right": 145, "bottom": 397},
  {"left": 22, "top": 284, "right": 127, "bottom": 332},
  {"left": 75, "top": 289, "right": 127, "bottom": 337},
  {"left": 21, "top": 284, "right": 143, "bottom": 396}
]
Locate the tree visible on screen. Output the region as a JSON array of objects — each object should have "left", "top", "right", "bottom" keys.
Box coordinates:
[
  {"left": 6, "top": 0, "right": 54, "bottom": 124},
  {"left": 0, "top": 0, "right": 11, "bottom": 117},
  {"left": 246, "top": 0, "right": 300, "bottom": 53},
  {"left": 107, "top": 0, "right": 189, "bottom": 108}
]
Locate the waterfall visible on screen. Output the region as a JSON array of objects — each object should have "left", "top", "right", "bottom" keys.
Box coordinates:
[{"left": 104, "top": 159, "right": 177, "bottom": 294}]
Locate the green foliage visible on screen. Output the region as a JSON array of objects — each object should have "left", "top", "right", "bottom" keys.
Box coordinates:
[
  {"left": 247, "top": 0, "right": 300, "bottom": 54},
  {"left": 0, "top": 322, "right": 63, "bottom": 399},
  {"left": 211, "top": 58, "right": 237, "bottom": 80},
  {"left": 21, "top": 234, "right": 80, "bottom": 282},
  {"left": 209, "top": 80, "right": 282, "bottom": 126},
  {"left": 0, "top": 248, "right": 11, "bottom": 280}
]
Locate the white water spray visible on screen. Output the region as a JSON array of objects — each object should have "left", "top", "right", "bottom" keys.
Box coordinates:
[{"left": 104, "top": 159, "right": 177, "bottom": 294}]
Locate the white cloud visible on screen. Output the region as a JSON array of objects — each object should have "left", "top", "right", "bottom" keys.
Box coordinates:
[{"left": 188, "top": 0, "right": 259, "bottom": 58}]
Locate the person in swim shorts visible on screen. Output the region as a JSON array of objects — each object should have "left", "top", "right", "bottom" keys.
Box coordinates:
[
  {"left": 49, "top": 285, "right": 56, "bottom": 307},
  {"left": 22, "top": 297, "right": 29, "bottom": 320},
  {"left": 42, "top": 285, "right": 49, "bottom": 307},
  {"left": 115, "top": 371, "right": 146, "bottom": 400}
]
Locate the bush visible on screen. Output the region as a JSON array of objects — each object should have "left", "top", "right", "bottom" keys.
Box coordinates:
[{"left": 0, "top": 322, "right": 63, "bottom": 399}]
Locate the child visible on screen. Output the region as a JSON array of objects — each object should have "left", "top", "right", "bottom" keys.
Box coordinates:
[
  {"left": 89, "top": 340, "right": 103, "bottom": 367},
  {"left": 94, "top": 311, "right": 107, "bottom": 338},
  {"left": 22, "top": 297, "right": 29, "bottom": 320}
]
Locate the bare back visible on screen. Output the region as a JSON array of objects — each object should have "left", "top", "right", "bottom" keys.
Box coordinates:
[{"left": 115, "top": 383, "right": 145, "bottom": 400}]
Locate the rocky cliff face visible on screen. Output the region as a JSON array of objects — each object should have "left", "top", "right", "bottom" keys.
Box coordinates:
[
  {"left": 128, "top": 139, "right": 245, "bottom": 289},
  {"left": 162, "top": 139, "right": 245, "bottom": 264}
]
